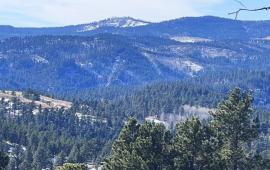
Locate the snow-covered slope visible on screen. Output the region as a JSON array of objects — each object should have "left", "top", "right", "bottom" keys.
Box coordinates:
[{"left": 78, "top": 17, "right": 151, "bottom": 32}]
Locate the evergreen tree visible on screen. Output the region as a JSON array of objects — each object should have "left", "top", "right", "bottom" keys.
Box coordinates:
[
  {"left": 9, "top": 145, "right": 23, "bottom": 170},
  {"left": 31, "top": 142, "right": 49, "bottom": 170},
  {"left": 133, "top": 122, "right": 171, "bottom": 169},
  {"left": 0, "top": 152, "right": 9, "bottom": 170},
  {"left": 55, "top": 163, "right": 87, "bottom": 170},
  {"left": 104, "top": 118, "right": 172, "bottom": 170},
  {"left": 210, "top": 88, "right": 261, "bottom": 170},
  {"left": 68, "top": 144, "right": 81, "bottom": 163},
  {"left": 7, "top": 157, "right": 16, "bottom": 170},
  {"left": 173, "top": 117, "right": 224, "bottom": 170},
  {"left": 55, "top": 151, "right": 66, "bottom": 167},
  {"left": 173, "top": 117, "right": 205, "bottom": 170},
  {"left": 19, "top": 149, "right": 33, "bottom": 170},
  {"left": 103, "top": 118, "right": 141, "bottom": 170}
]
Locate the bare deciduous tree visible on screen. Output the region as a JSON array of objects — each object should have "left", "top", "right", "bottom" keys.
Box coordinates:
[{"left": 229, "top": 0, "right": 270, "bottom": 19}]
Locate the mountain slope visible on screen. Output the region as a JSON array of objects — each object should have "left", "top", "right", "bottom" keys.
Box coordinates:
[
  {"left": 1, "top": 34, "right": 270, "bottom": 95},
  {"left": 1, "top": 16, "right": 270, "bottom": 40},
  {"left": 122, "top": 16, "right": 270, "bottom": 40},
  {"left": 1, "top": 16, "right": 270, "bottom": 104}
]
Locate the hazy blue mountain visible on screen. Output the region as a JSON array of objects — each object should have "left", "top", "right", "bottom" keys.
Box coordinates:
[
  {"left": 1, "top": 16, "right": 270, "bottom": 40},
  {"left": 122, "top": 16, "right": 270, "bottom": 40},
  {"left": 0, "top": 17, "right": 150, "bottom": 39}
]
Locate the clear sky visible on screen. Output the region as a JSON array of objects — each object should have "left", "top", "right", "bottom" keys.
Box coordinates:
[{"left": 0, "top": 0, "right": 269, "bottom": 27}]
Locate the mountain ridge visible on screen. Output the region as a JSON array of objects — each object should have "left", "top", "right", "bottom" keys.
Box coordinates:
[
  {"left": 1, "top": 16, "right": 270, "bottom": 40},
  {"left": 0, "top": 16, "right": 270, "bottom": 105},
  {"left": 3, "top": 16, "right": 270, "bottom": 29}
]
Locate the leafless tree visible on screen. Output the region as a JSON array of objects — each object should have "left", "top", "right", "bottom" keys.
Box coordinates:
[{"left": 229, "top": 0, "right": 270, "bottom": 19}]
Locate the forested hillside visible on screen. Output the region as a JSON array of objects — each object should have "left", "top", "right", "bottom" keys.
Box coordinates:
[
  {"left": 1, "top": 85, "right": 270, "bottom": 169},
  {"left": 104, "top": 89, "right": 270, "bottom": 170},
  {"left": 1, "top": 35, "right": 270, "bottom": 100},
  {"left": 1, "top": 16, "right": 270, "bottom": 103},
  {"left": 0, "top": 16, "right": 270, "bottom": 169}
]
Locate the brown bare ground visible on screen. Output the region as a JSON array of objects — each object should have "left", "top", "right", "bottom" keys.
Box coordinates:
[{"left": 0, "top": 91, "right": 72, "bottom": 109}]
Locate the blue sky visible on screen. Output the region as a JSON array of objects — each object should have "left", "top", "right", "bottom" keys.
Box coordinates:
[{"left": 0, "top": 0, "right": 269, "bottom": 27}]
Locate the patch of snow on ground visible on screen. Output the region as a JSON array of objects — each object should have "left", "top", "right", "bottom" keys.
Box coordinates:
[
  {"left": 76, "top": 61, "right": 93, "bottom": 68},
  {"left": 121, "top": 19, "right": 149, "bottom": 27},
  {"left": 145, "top": 115, "right": 167, "bottom": 125},
  {"left": 0, "top": 53, "right": 6, "bottom": 59},
  {"left": 261, "top": 36, "right": 270, "bottom": 40},
  {"left": 80, "top": 25, "right": 99, "bottom": 32},
  {"left": 78, "top": 17, "right": 150, "bottom": 32},
  {"left": 182, "top": 60, "right": 203, "bottom": 72},
  {"left": 201, "top": 47, "right": 236, "bottom": 58},
  {"left": 32, "top": 55, "right": 49, "bottom": 64},
  {"left": 171, "top": 36, "right": 212, "bottom": 43},
  {"left": 158, "top": 57, "right": 203, "bottom": 73},
  {"left": 142, "top": 52, "right": 162, "bottom": 75},
  {"left": 106, "top": 57, "right": 126, "bottom": 87}
]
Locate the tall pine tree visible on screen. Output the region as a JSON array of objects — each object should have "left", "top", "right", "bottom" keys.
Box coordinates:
[{"left": 210, "top": 88, "right": 260, "bottom": 170}]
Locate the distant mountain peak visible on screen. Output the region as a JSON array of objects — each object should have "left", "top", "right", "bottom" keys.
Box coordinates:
[{"left": 78, "top": 17, "right": 151, "bottom": 32}]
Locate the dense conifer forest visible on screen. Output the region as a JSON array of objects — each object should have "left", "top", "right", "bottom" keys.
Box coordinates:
[
  {"left": 0, "top": 86, "right": 270, "bottom": 169},
  {"left": 104, "top": 88, "right": 270, "bottom": 169}
]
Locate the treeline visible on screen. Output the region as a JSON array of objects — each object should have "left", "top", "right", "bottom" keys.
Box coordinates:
[{"left": 104, "top": 88, "right": 270, "bottom": 170}]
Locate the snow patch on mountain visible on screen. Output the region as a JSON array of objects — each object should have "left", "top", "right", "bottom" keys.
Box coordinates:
[
  {"left": 0, "top": 53, "right": 6, "bottom": 59},
  {"left": 81, "top": 25, "right": 98, "bottom": 32},
  {"left": 78, "top": 17, "right": 150, "bottom": 32},
  {"left": 171, "top": 36, "right": 212, "bottom": 43},
  {"left": 142, "top": 52, "right": 162, "bottom": 75},
  {"left": 106, "top": 57, "right": 126, "bottom": 87},
  {"left": 261, "top": 36, "right": 270, "bottom": 40},
  {"left": 76, "top": 61, "right": 93, "bottom": 68},
  {"left": 201, "top": 47, "right": 237, "bottom": 58},
  {"left": 32, "top": 55, "right": 49, "bottom": 64},
  {"left": 158, "top": 57, "right": 203, "bottom": 73},
  {"left": 121, "top": 19, "right": 149, "bottom": 27},
  {"left": 182, "top": 60, "right": 203, "bottom": 72}
]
